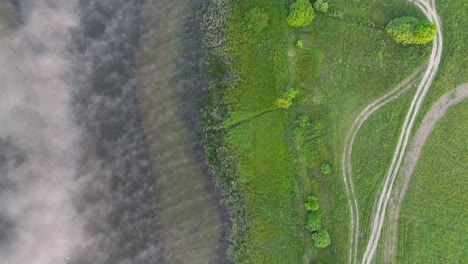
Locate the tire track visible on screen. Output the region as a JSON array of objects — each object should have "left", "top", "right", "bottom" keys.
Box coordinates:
[
  {"left": 342, "top": 70, "right": 422, "bottom": 264},
  {"left": 384, "top": 84, "right": 468, "bottom": 263},
  {"left": 361, "top": 1, "right": 443, "bottom": 262}
]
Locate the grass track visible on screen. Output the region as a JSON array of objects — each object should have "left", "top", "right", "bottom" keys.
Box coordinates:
[{"left": 311, "top": 1, "right": 429, "bottom": 262}]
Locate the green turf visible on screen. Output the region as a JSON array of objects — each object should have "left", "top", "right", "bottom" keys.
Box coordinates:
[{"left": 396, "top": 102, "right": 468, "bottom": 263}]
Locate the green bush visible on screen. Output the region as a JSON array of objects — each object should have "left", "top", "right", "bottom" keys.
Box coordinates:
[
  {"left": 245, "top": 7, "right": 269, "bottom": 33},
  {"left": 296, "top": 40, "right": 304, "bottom": 49},
  {"left": 306, "top": 211, "right": 322, "bottom": 232},
  {"left": 386, "top": 16, "right": 436, "bottom": 45},
  {"left": 312, "top": 228, "right": 331, "bottom": 248},
  {"left": 287, "top": 0, "right": 315, "bottom": 28},
  {"left": 276, "top": 89, "right": 298, "bottom": 109},
  {"left": 320, "top": 163, "right": 331, "bottom": 175},
  {"left": 331, "top": 10, "right": 344, "bottom": 19},
  {"left": 313, "top": 0, "right": 329, "bottom": 13},
  {"left": 305, "top": 195, "right": 320, "bottom": 211}
]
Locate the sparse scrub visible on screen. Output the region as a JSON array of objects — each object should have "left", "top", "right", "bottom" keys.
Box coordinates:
[
  {"left": 314, "top": 0, "right": 329, "bottom": 13},
  {"left": 320, "top": 163, "right": 331, "bottom": 175},
  {"left": 276, "top": 89, "right": 298, "bottom": 109}
]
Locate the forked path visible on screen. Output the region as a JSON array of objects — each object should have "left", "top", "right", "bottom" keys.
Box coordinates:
[
  {"left": 342, "top": 0, "right": 443, "bottom": 263},
  {"left": 342, "top": 70, "right": 422, "bottom": 264},
  {"left": 384, "top": 84, "right": 468, "bottom": 263},
  {"left": 362, "top": 0, "right": 443, "bottom": 263}
]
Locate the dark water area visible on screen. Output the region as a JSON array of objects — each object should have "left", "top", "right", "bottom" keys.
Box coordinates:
[
  {"left": 135, "top": 0, "right": 227, "bottom": 262},
  {"left": 0, "top": 0, "right": 226, "bottom": 263},
  {"left": 70, "top": 1, "right": 162, "bottom": 263}
]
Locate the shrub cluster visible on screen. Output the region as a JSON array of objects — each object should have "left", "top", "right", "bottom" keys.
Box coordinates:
[
  {"left": 320, "top": 163, "right": 331, "bottom": 175},
  {"left": 314, "top": 0, "right": 329, "bottom": 13},
  {"left": 304, "top": 195, "right": 331, "bottom": 248},
  {"left": 276, "top": 89, "right": 299, "bottom": 109},
  {"left": 386, "top": 16, "right": 437, "bottom": 45},
  {"left": 293, "top": 115, "right": 327, "bottom": 167}
]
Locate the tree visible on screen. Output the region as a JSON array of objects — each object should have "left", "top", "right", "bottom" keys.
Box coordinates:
[
  {"left": 305, "top": 195, "right": 320, "bottom": 211},
  {"left": 306, "top": 211, "right": 322, "bottom": 232},
  {"left": 245, "top": 7, "right": 269, "bottom": 33},
  {"left": 386, "top": 16, "right": 436, "bottom": 45},
  {"left": 287, "top": 0, "right": 315, "bottom": 28},
  {"left": 314, "top": 0, "right": 329, "bottom": 13},
  {"left": 413, "top": 20, "right": 437, "bottom": 44},
  {"left": 312, "top": 228, "right": 331, "bottom": 248},
  {"left": 320, "top": 163, "right": 331, "bottom": 175}
]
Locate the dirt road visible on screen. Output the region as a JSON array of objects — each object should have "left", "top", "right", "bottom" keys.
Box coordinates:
[
  {"left": 342, "top": 0, "right": 444, "bottom": 263},
  {"left": 361, "top": 1, "right": 443, "bottom": 262},
  {"left": 342, "top": 70, "right": 422, "bottom": 264},
  {"left": 383, "top": 84, "right": 468, "bottom": 263}
]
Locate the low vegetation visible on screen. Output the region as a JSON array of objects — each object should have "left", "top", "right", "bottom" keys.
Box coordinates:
[{"left": 320, "top": 163, "right": 331, "bottom": 175}]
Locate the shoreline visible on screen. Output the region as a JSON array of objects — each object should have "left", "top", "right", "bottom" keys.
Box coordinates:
[{"left": 135, "top": 0, "right": 229, "bottom": 262}]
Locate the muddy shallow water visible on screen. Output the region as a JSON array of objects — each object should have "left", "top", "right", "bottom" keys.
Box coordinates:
[
  {"left": 136, "top": 0, "right": 225, "bottom": 263},
  {"left": 0, "top": 0, "right": 224, "bottom": 263}
]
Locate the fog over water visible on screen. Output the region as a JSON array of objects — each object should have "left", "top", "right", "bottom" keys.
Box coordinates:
[{"left": 0, "top": 0, "right": 162, "bottom": 263}]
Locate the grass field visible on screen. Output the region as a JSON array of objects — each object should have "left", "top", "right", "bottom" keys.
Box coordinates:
[
  {"left": 199, "top": 0, "right": 432, "bottom": 263},
  {"left": 310, "top": 1, "right": 429, "bottom": 262},
  {"left": 396, "top": 102, "right": 468, "bottom": 263}
]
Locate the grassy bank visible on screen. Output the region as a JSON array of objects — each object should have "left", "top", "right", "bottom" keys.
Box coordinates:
[
  {"left": 136, "top": 0, "right": 224, "bottom": 262},
  {"left": 397, "top": 102, "right": 467, "bottom": 263}
]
